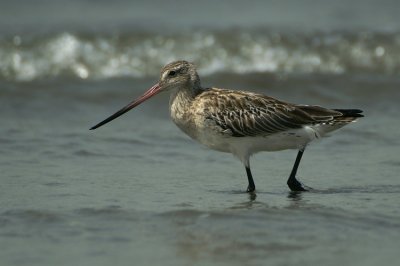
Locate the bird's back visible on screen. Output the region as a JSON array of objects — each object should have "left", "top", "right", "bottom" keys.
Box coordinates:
[{"left": 193, "top": 88, "right": 363, "bottom": 138}]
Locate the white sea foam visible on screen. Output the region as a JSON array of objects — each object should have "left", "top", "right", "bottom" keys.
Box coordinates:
[{"left": 1, "top": 31, "right": 399, "bottom": 81}]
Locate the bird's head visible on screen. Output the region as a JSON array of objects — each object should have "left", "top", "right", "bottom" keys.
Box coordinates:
[
  {"left": 159, "top": 60, "right": 200, "bottom": 92},
  {"left": 90, "top": 60, "right": 200, "bottom": 130}
]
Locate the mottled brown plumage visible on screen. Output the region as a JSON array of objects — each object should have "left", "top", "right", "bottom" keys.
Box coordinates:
[{"left": 196, "top": 88, "right": 355, "bottom": 137}]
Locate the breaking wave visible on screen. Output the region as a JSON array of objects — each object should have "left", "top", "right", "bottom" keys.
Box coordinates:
[{"left": 1, "top": 30, "right": 400, "bottom": 81}]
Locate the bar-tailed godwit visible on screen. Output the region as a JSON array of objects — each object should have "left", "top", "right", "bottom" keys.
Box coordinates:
[{"left": 91, "top": 60, "right": 363, "bottom": 192}]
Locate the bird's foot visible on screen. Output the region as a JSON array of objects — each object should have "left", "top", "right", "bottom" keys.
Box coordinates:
[{"left": 287, "top": 177, "right": 312, "bottom": 192}]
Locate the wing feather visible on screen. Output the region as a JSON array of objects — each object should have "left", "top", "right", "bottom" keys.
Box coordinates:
[{"left": 200, "top": 89, "right": 343, "bottom": 137}]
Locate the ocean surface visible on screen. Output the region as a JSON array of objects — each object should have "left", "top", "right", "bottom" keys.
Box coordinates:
[{"left": 1, "top": 1, "right": 400, "bottom": 266}]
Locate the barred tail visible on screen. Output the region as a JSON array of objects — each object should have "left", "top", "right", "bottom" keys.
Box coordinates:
[
  {"left": 312, "top": 109, "right": 363, "bottom": 135},
  {"left": 333, "top": 109, "right": 364, "bottom": 118}
]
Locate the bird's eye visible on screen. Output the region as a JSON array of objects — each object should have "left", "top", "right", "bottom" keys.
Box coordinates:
[{"left": 168, "top": 70, "right": 176, "bottom": 77}]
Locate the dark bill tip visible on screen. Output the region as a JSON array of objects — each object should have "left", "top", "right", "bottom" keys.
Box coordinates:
[{"left": 89, "top": 83, "right": 161, "bottom": 130}]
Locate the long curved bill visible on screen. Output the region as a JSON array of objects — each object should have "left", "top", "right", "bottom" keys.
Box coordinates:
[{"left": 90, "top": 83, "right": 161, "bottom": 130}]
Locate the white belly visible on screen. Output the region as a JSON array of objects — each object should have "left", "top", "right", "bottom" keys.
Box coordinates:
[{"left": 193, "top": 126, "right": 322, "bottom": 164}]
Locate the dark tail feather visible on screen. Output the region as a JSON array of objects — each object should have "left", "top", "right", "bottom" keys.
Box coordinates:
[{"left": 333, "top": 109, "right": 364, "bottom": 118}]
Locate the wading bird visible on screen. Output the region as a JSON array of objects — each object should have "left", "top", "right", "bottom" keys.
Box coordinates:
[{"left": 91, "top": 60, "right": 363, "bottom": 192}]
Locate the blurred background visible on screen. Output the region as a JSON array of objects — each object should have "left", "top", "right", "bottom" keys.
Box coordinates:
[
  {"left": 1, "top": 0, "right": 400, "bottom": 80},
  {"left": 1, "top": 1, "right": 399, "bottom": 266}
]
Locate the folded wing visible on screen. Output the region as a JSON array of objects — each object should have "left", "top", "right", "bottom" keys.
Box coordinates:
[{"left": 202, "top": 89, "right": 354, "bottom": 137}]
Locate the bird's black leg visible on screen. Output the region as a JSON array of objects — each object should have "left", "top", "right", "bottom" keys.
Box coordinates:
[
  {"left": 245, "top": 166, "right": 256, "bottom": 193},
  {"left": 287, "top": 149, "right": 308, "bottom": 191}
]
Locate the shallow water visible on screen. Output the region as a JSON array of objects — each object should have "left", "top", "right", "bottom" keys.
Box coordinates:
[
  {"left": 1, "top": 1, "right": 400, "bottom": 265},
  {"left": 1, "top": 72, "right": 400, "bottom": 266}
]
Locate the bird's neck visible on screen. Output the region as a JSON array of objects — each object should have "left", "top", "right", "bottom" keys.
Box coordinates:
[
  {"left": 169, "top": 84, "right": 202, "bottom": 110},
  {"left": 169, "top": 84, "right": 203, "bottom": 128}
]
